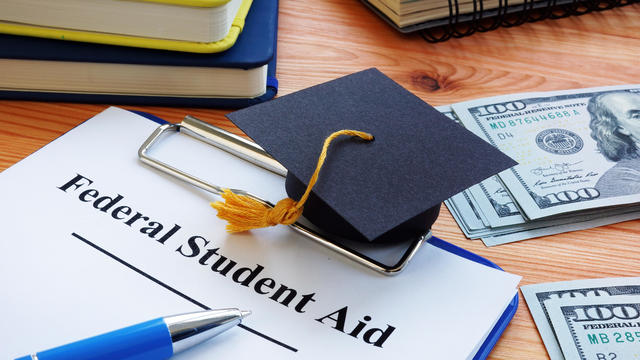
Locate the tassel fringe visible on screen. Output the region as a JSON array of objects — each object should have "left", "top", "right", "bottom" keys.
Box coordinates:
[
  {"left": 211, "top": 129, "right": 374, "bottom": 233},
  {"left": 211, "top": 189, "right": 303, "bottom": 232}
]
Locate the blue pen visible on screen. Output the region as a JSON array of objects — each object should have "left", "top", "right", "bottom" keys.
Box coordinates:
[{"left": 16, "top": 308, "right": 251, "bottom": 360}]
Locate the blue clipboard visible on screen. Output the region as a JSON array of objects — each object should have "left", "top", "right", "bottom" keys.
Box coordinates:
[
  {"left": 428, "top": 236, "right": 518, "bottom": 360},
  {"left": 135, "top": 110, "right": 518, "bottom": 359}
]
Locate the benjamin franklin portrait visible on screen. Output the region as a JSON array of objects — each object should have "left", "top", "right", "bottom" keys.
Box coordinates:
[{"left": 588, "top": 91, "right": 640, "bottom": 198}]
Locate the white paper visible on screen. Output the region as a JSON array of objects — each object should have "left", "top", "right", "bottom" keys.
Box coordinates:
[{"left": 0, "top": 107, "right": 521, "bottom": 359}]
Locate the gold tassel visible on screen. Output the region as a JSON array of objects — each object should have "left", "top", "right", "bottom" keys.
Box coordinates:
[{"left": 211, "top": 129, "right": 374, "bottom": 233}]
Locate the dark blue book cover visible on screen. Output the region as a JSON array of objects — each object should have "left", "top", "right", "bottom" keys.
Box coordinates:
[{"left": 0, "top": 0, "right": 278, "bottom": 108}]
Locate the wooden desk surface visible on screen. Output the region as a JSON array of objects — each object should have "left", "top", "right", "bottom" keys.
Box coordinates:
[{"left": 1, "top": 1, "right": 639, "bottom": 358}]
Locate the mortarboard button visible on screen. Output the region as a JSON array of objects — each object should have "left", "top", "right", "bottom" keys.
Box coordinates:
[{"left": 222, "top": 68, "right": 516, "bottom": 242}]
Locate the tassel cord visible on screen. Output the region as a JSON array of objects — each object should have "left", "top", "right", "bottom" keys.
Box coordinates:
[
  {"left": 212, "top": 129, "right": 373, "bottom": 232},
  {"left": 292, "top": 129, "right": 374, "bottom": 212}
]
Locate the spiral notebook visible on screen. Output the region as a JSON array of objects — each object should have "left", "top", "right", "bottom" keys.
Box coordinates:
[{"left": 361, "top": 0, "right": 637, "bottom": 41}]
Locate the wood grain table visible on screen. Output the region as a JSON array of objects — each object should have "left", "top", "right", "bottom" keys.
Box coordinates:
[{"left": 1, "top": 1, "right": 639, "bottom": 358}]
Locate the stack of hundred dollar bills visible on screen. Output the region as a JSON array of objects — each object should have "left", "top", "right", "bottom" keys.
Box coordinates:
[
  {"left": 441, "top": 84, "right": 640, "bottom": 246},
  {"left": 521, "top": 277, "right": 640, "bottom": 360}
]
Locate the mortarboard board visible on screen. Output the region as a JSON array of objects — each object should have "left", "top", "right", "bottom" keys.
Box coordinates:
[{"left": 222, "top": 68, "right": 516, "bottom": 243}]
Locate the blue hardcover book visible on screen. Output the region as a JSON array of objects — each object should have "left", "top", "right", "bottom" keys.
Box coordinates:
[{"left": 0, "top": 0, "right": 278, "bottom": 109}]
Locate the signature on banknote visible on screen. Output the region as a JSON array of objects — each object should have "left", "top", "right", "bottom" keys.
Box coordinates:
[{"left": 530, "top": 161, "right": 583, "bottom": 176}]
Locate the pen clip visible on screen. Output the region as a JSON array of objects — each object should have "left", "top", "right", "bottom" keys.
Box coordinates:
[{"left": 138, "top": 115, "right": 431, "bottom": 275}]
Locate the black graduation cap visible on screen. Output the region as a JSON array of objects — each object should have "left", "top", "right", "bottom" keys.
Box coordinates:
[{"left": 223, "top": 68, "right": 516, "bottom": 243}]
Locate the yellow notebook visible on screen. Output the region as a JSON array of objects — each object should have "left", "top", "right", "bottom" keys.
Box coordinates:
[{"left": 0, "top": 0, "right": 253, "bottom": 53}]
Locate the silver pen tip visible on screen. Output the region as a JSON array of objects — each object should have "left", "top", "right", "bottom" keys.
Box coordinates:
[{"left": 240, "top": 310, "right": 251, "bottom": 319}]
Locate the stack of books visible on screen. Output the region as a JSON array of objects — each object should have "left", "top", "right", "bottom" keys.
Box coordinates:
[{"left": 0, "top": 0, "right": 279, "bottom": 108}]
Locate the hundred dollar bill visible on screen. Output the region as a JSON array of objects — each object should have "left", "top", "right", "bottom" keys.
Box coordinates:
[
  {"left": 438, "top": 106, "right": 527, "bottom": 228},
  {"left": 445, "top": 191, "right": 488, "bottom": 234},
  {"left": 452, "top": 85, "right": 640, "bottom": 220},
  {"left": 444, "top": 172, "right": 640, "bottom": 245},
  {"left": 546, "top": 295, "right": 640, "bottom": 360},
  {"left": 481, "top": 208, "right": 640, "bottom": 246},
  {"left": 441, "top": 105, "right": 558, "bottom": 230},
  {"left": 521, "top": 277, "right": 640, "bottom": 360},
  {"left": 442, "top": 104, "right": 640, "bottom": 244},
  {"left": 467, "top": 178, "right": 525, "bottom": 228}
]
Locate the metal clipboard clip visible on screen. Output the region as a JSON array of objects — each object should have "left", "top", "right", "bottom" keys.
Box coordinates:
[{"left": 138, "top": 115, "right": 431, "bottom": 276}]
